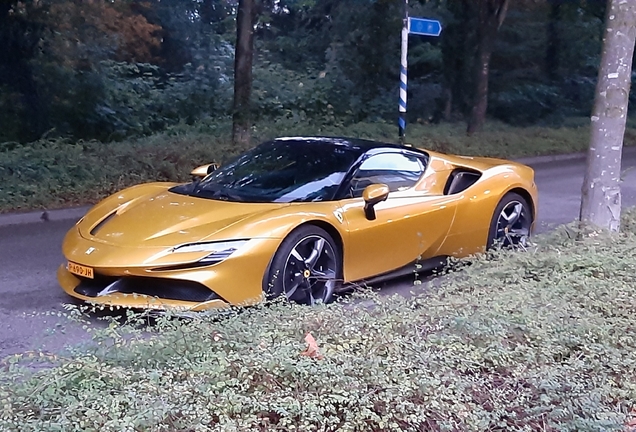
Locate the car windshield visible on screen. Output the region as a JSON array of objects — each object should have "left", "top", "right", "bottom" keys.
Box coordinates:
[{"left": 170, "top": 139, "right": 361, "bottom": 203}]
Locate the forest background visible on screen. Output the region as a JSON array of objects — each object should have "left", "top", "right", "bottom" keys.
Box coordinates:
[
  {"left": 0, "top": 0, "right": 629, "bottom": 211},
  {"left": 0, "top": 0, "right": 615, "bottom": 143}
]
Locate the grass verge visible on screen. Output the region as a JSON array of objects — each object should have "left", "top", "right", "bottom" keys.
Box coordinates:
[
  {"left": 2, "top": 117, "right": 635, "bottom": 213},
  {"left": 2, "top": 209, "right": 636, "bottom": 431}
]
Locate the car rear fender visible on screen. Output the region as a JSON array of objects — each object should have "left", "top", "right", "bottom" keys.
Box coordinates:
[{"left": 435, "top": 165, "right": 536, "bottom": 257}]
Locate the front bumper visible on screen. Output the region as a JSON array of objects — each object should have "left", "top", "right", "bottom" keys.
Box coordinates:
[
  {"left": 58, "top": 236, "right": 281, "bottom": 311},
  {"left": 58, "top": 265, "right": 230, "bottom": 311}
]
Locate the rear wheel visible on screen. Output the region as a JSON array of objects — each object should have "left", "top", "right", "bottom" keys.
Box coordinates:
[
  {"left": 487, "top": 193, "right": 533, "bottom": 249},
  {"left": 265, "top": 225, "right": 341, "bottom": 305}
]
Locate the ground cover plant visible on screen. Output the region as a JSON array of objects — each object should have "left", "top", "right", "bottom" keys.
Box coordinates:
[
  {"left": 1, "top": 209, "right": 636, "bottom": 431},
  {"left": 2, "top": 118, "right": 636, "bottom": 213}
]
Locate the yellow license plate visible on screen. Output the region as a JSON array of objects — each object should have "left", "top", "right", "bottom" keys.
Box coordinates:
[{"left": 67, "top": 261, "right": 94, "bottom": 279}]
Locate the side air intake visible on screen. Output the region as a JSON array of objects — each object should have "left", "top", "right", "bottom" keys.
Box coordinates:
[{"left": 443, "top": 169, "right": 482, "bottom": 195}]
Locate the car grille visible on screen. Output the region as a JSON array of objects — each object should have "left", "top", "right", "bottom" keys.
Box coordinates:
[{"left": 74, "top": 274, "right": 222, "bottom": 303}]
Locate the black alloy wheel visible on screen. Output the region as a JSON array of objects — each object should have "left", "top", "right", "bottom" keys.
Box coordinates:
[
  {"left": 487, "top": 192, "right": 533, "bottom": 249},
  {"left": 265, "top": 225, "right": 341, "bottom": 305}
]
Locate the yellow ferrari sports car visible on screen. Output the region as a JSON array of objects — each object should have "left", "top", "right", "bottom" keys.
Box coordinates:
[{"left": 58, "top": 137, "right": 537, "bottom": 311}]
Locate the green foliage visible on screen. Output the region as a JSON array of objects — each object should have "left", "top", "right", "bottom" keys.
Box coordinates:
[
  {"left": 2, "top": 211, "right": 636, "bottom": 431},
  {"left": 252, "top": 60, "right": 363, "bottom": 125},
  {"left": 0, "top": 128, "right": 236, "bottom": 212},
  {"left": 256, "top": 0, "right": 432, "bottom": 124},
  {"left": 489, "top": 83, "right": 563, "bottom": 125},
  {"left": 252, "top": 63, "right": 332, "bottom": 123},
  {"left": 2, "top": 118, "right": 636, "bottom": 213},
  {"left": 488, "top": 2, "right": 605, "bottom": 125},
  {"left": 0, "top": 0, "right": 619, "bottom": 143},
  {"left": 34, "top": 59, "right": 231, "bottom": 142},
  {"left": 95, "top": 61, "right": 227, "bottom": 139},
  {"left": 0, "top": 85, "right": 24, "bottom": 143}
]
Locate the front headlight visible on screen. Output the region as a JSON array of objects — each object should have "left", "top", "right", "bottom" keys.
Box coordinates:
[{"left": 172, "top": 240, "right": 249, "bottom": 264}]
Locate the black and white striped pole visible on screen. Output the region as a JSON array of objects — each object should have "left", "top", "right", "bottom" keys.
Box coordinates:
[
  {"left": 398, "top": 7, "right": 443, "bottom": 145},
  {"left": 399, "top": 0, "right": 409, "bottom": 145}
]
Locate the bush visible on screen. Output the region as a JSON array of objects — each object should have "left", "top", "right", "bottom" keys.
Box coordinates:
[
  {"left": 1, "top": 211, "right": 636, "bottom": 431},
  {"left": 0, "top": 131, "right": 236, "bottom": 212},
  {"left": 2, "top": 118, "right": 636, "bottom": 213},
  {"left": 489, "top": 82, "right": 561, "bottom": 125},
  {"left": 32, "top": 59, "right": 231, "bottom": 142}
]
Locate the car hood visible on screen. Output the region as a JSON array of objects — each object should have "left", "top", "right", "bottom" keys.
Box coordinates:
[{"left": 79, "top": 190, "right": 288, "bottom": 248}]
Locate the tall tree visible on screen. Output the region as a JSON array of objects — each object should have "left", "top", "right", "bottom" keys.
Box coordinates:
[
  {"left": 466, "top": 0, "right": 509, "bottom": 135},
  {"left": 47, "top": 0, "right": 162, "bottom": 67},
  {"left": 442, "top": 0, "right": 475, "bottom": 120},
  {"left": 232, "top": 0, "right": 257, "bottom": 148},
  {"left": 545, "top": 0, "right": 563, "bottom": 81},
  {"left": 579, "top": 0, "right": 636, "bottom": 232},
  {"left": 0, "top": 0, "right": 48, "bottom": 141}
]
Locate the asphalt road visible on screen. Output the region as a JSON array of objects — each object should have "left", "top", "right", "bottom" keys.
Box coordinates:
[{"left": 1, "top": 147, "right": 636, "bottom": 359}]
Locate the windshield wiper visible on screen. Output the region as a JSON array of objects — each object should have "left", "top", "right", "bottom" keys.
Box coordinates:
[
  {"left": 191, "top": 185, "right": 244, "bottom": 202},
  {"left": 213, "top": 189, "right": 244, "bottom": 202}
]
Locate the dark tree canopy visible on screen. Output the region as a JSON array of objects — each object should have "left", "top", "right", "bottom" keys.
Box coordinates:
[{"left": 0, "top": 0, "right": 620, "bottom": 144}]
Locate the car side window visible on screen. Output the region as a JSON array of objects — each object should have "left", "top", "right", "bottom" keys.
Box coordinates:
[{"left": 346, "top": 153, "right": 425, "bottom": 198}]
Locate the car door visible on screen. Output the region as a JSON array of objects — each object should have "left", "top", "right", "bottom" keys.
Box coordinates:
[{"left": 338, "top": 151, "right": 457, "bottom": 282}]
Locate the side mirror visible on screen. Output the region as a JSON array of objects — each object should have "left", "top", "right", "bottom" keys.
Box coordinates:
[
  {"left": 190, "top": 163, "right": 219, "bottom": 178},
  {"left": 362, "top": 184, "right": 389, "bottom": 221}
]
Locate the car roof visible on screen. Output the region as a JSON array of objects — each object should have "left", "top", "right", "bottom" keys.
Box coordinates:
[{"left": 272, "top": 136, "right": 427, "bottom": 156}]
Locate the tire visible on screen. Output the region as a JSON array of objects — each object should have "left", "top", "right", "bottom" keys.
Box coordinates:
[
  {"left": 487, "top": 192, "right": 533, "bottom": 249},
  {"left": 264, "top": 225, "right": 341, "bottom": 305}
]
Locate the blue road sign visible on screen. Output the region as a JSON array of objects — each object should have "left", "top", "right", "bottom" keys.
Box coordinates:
[
  {"left": 398, "top": 14, "right": 442, "bottom": 143},
  {"left": 408, "top": 17, "right": 442, "bottom": 37}
]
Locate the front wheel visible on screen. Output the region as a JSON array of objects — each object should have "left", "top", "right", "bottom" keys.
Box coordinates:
[
  {"left": 487, "top": 193, "right": 533, "bottom": 249},
  {"left": 265, "top": 225, "right": 341, "bottom": 305}
]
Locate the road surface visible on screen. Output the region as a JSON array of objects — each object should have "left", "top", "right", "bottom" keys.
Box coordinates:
[{"left": 1, "top": 148, "right": 635, "bottom": 359}]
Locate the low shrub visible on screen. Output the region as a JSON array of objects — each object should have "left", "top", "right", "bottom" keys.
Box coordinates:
[
  {"left": 0, "top": 131, "right": 236, "bottom": 212},
  {"left": 3, "top": 118, "right": 634, "bottom": 213},
  {"left": 1, "top": 211, "right": 636, "bottom": 431}
]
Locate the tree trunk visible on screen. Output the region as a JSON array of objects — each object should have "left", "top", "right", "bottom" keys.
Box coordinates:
[
  {"left": 579, "top": 0, "right": 636, "bottom": 232},
  {"left": 443, "top": 87, "right": 452, "bottom": 122},
  {"left": 467, "top": 36, "right": 494, "bottom": 134},
  {"left": 466, "top": 0, "right": 509, "bottom": 135},
  {"left": 545, "top": 0, "right": 562, "bottom": 81},
  {"left": 232, "top": 0, "right": 256, "bottom": 149}
]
